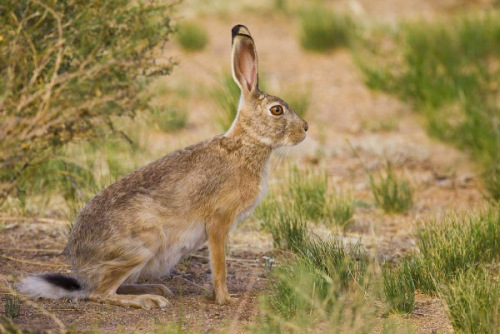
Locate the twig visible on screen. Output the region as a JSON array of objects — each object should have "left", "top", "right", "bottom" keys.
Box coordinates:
[
  {"left": 172, "top": 275, "right": 211, "bottom": 293},
  {"left": 0, "top": 247, "right": 63, "bottom": 254},
  {"left": 189, "top": 253, "right": 259, "bottom": 264},
  {"left": 0, "top": 254, "right": 69, "bottom": 268},
  {"left": 0, "top": 215, "right": 69, "bottom": 225}
]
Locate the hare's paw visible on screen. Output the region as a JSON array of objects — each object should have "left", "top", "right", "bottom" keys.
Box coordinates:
[
  {"left": 136, "top": 294, "right": 170, "bottom": 309},
  {"left": 90, "top": 293, "right": 170, "bottom": 310},
  {"left": 215, "top": 292, "right": 238, "bottom": 305}
]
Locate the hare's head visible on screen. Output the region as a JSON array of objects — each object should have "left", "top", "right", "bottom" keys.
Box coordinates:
[{"left": 225, "top": 25, "right": 308, "bottom": 148}]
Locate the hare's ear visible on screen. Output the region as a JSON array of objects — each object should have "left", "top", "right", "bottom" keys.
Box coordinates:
[{"left": 231, "top": 25, "right": 258, "bottom": 94}]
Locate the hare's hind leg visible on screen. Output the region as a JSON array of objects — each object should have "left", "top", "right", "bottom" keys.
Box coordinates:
[
  {"left": 117, "top": 284, "right": 173, "bottom": 297},
  {"left": 88, "top": 253, "right": 170, "bottom": 309}
]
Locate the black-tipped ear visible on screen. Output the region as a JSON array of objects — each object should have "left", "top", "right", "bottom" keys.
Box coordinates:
[
  {"left": 231, "top": 24, "right": 252, "bottom": 44},
  {"left": 231, "top": 25, "right": 258, "bottom": 94}
]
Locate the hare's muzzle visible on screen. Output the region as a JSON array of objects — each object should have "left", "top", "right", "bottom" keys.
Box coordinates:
[{"left": 303, "top": 120, "right": 309, "bottom": 132}]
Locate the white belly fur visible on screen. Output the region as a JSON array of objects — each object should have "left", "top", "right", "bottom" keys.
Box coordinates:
[{"left": 135, "top": 222, "right": 207, "bottom": 281}]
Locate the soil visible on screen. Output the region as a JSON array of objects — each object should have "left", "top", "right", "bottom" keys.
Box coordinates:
[{"left": 1, "top": 0, "right": 493, "bottom": 332}]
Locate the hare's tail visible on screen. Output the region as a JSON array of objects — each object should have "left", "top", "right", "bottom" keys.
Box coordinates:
[{"left": 18, "top": 274, "right": 87, "bottom": 299}]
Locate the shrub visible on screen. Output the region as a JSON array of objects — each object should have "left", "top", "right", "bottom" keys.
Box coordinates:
[
  {"left": 0, "top": 0, "right": 175, "bottom": 197},
  {"left": 176, "top": 21, "right": 208, "bottom": 52},
  {"left": 299, "top": 8, "right": 354, "bottom": 52}
]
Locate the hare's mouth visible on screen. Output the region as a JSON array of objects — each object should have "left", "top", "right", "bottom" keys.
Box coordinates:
[{"left": 285, "top": 131, "right": 307, "bottom": 146}]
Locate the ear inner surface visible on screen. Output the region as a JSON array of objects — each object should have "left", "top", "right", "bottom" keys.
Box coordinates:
[{"left": 234, "top": 37, "right": 258, "bottom": 93}]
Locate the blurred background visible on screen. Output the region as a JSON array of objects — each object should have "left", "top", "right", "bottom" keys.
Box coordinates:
[{"left": 1, "top": 0, "right": 499, "bottom": 333}]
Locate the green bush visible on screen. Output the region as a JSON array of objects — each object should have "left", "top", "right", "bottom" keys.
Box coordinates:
[
  {"left": 176, "top": 21, "right": 208, "bottom": 52},
  {"left": 357, "top": 14, "right": 500, "bottom": 200},
  {"left": 299, "top": 8, "right": 354, "bottom": 52},
  {"left": 0, "top": 0, "right": 175, "bottom": 196}
]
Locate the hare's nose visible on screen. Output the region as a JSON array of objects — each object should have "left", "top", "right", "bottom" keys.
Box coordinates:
[{"left": 303, "top": 121, "right": 309, "bottom": 132}]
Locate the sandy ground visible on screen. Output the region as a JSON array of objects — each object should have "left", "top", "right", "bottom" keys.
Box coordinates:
[{"left": 1, "top": 0, "right": 494, "bottom": 332}]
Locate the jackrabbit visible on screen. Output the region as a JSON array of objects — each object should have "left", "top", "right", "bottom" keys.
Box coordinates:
[{"left": 18, "top": 24, "right": 308, "bottom": 309}]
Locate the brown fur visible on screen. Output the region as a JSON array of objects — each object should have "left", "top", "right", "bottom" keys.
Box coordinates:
[{"left": 19, "top": 24, "right": 307, "bottom": 309}]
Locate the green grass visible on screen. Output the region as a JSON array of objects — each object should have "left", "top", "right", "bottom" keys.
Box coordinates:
[
  {"left": 361, "top": 119, "right": 399, "bottom": 133},
  {"left": 267, "top": 234, "right": 368, "bottom": 320},
  {"left": 176, "top": 22, "right": 208, "bottom": 52},
  {"left": 287, "top": 167, "right": 330, "bottom": 222},
  {"left": 382, "top": 260, "right": 416, "bottom": 314},
  {"left": 256, "top": 168, "right": 355, "bottom": 231},
  {"left": 357, "top": 14, "right": 500, "bottom": 201},
  {"left": 416, "top": 209, "right": 500, "bottom": 292},
  {"left": 262, "top": 208, "right": 308, "bottom": 252},
  {"left": 369, "top": 163, "right": 413, "bottom": 214},
  {"left": 299, "top": 8, "right": 354, "bottom": 52},
  {"left": 382, "top": 207, "right": 500, "bottom": 332},
  {"left": 149, "top": 107, "right": 188, "bottom": 132},
  {"left": 4, "top": 295, "right": 21, "bottom": 319},
  {"left": 211, "top": 72, "right": 240, "bottom": 131},
  {"left": 330, "top": 191, "right": 355, "bottom": 230},
  {"left": 441, "top": 269, "right": 500, "bottom": 334}
]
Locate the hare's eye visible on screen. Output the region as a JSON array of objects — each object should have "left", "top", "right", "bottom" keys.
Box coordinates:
[{"left": 270, "top": 105, "right": 283, "bottom": 116}]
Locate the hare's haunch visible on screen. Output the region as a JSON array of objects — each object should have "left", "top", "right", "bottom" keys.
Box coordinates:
[{"left": 18, "top": 25, "right": 308, "bottom": 309}]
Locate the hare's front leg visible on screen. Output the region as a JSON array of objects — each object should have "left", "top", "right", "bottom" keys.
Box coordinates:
[{"left": 207, "top": 219, "right": 235, "bottom": 305}]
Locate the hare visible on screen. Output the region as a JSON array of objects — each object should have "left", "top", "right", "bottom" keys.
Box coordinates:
[{"left": 18, "top": 25, "right": 308, "bottom": 309}]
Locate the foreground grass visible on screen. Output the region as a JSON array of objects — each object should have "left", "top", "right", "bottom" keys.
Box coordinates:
[
  {"left": 253, "top": 177, "right": 418, "bottom": 333},
  {"left": 383, "top": 208, "right": 500, "bottom": 331},
  {"left": 257, "top": 166, "right": 499, "bottom": 332},
  {"left": 357, "top": 13, "right": 500, "bottom": 200}
]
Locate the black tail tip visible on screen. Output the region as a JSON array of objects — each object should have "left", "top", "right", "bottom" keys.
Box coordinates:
[
  {"left": 232, "top": 24, "right": 251, "bottom": 41},
  {"left": 41, "top": 273, "right": 81, "bottom": 291}
]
